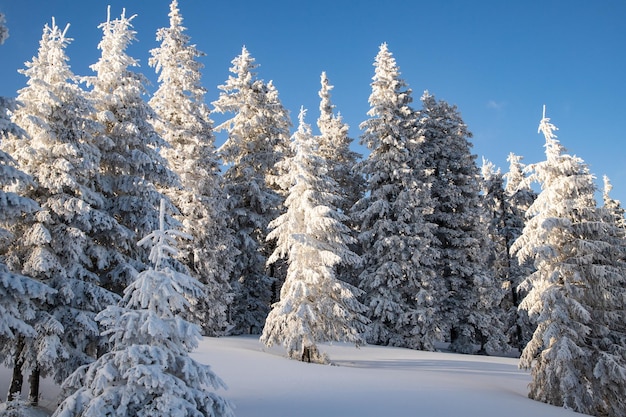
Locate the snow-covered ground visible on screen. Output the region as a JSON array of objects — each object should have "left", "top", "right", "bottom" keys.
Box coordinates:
[{"left": 1, "top": 335, "right": 586, "bottom": 416}]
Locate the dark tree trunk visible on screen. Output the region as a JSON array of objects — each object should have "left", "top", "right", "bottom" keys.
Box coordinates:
[
  {"left": 28, "top": 366, "right": 40, "bottom": 406},
  {"left": 7, "top": 337, "right": 25, "bottom": 402},
  {"left": 450, "top": 327, "right": 458, "bottom": 346},
  {"left": 511, "top": 282, "right": 524, "bottom": 353}
]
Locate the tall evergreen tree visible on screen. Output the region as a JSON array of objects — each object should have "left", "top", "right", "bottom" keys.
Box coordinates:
[
  {"left": 53, "top": 200, "right": 234, "bottom": 417},
  {"left": 317, "top": 72, "right": 365, "bottom": 285},
  {"left": 1, "top": 19, "right": 122, "bottom": 403},
  {"left": 512, "top": 108, "right": 626, "bottom": 416},
  {"left": 212, "top": 46, "right": 290, "bottom": 334},
  {"left": 87, "top": 7, "right": 176, "bottom": 293},
  {"left": 479, "top": 158, "right": 510, "bottom": 353},
  {"left": 261, "top": 109, "right": 367, "bottom": 363},
  {"left": 316, "top": 71, "right": 363, "bottom": 216},
  {"left": 316, "top": 72, "right": 363, "bottom": 287},
  {"left": 480, "top": 159, "right": 507, "bottom": 287},
  {"left": 501, "top": 153, "right": 536, "bottom": 352},
  {"left": 0, "top": 15, "right": 57, "bottom": 405},
  {"left": 149, "top": 0, "right": 235, "bottom": 336},
  {"left": 354, "top": 44, "right": 440, "bottom": 349},
  {"left": 418, "top": 91, "right": 506, "bottom": 354}
]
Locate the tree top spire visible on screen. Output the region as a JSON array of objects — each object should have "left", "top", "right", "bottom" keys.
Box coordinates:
[{"left": 538, "top": 104, "right": 558, "bottom": 142}]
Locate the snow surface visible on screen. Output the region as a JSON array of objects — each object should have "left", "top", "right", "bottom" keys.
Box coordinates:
[{"left": 1, "top": 335, "right": 587, "bottom": 416}]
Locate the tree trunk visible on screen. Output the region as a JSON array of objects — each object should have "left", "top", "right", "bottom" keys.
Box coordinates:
[
  {"left": 301, "top": 346, "right": 311, "bottom": 363},
  {"left": 511, "top": 283, "right": 524, "bottom": 353},
  {"left": 28, "top": 366, "right": 40, "bottom": 406},
  {"left": 450, "top": 327, "right": 458, "bottom": 346},
  {"left": 7, "top": 337, "right": 25, "bottom": 402}
]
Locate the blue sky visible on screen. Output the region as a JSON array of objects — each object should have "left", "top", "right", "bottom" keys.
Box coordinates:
[{"left": 1, "top": 0, "right": 625, "bottom": 202}]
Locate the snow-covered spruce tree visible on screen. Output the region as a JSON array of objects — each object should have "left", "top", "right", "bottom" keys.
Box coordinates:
[
  {"left": 1, "top": 20, "right": 123, "bottom": 404},
  {"left": 501, "top": 153, "right": 536, "bottom": 352},
  {"left": 261, "top": 109, "right": 367, "bottom": 363},
  {"left": 149, "top": 0, "right": 235, "bottom": 336},
  {"left": 594, "top": 180, "right": 626, "bottom": 417},
  {"left": 0, "top": 17, "right": 57, "bottom": 406},
  {"left": 87, "top": 7, "right": 176, "bottom": 293},
  {"left": 53, "top": 200, "right": 234, "bottom": 417},
  {"left": 259, "top": 79, "right": 293, "bottom": 303},
  {"left": 212, "top": 46, "right": 291, "bottom": 334},
  {"left": 418, "top": 91, "right": 506, "bottom": 354},
  {"left": 480, "top": 159, "right": 507, "bottom": 290},
  {"left": 354, "top": 44, "right": 441, "bottom": 349},
  {"left": 316, "top": 72, "right": 363, "bottom": 287},
  {"left": 479, "top": 159, "right": 510, "bottom": 353},
  {"left": 317, "top": 71, "right": 363, "bottom": 217},
  {"left": 512, "top": 108, "right": 626, "bottom": 416}
]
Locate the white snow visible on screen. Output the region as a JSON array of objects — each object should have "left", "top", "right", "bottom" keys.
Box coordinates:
[{"left": 1, "top": 335, "right": 586, "bottom": 416}]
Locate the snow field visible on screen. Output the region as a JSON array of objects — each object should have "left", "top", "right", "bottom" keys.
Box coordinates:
[{"left": 0, "top": 335, "right": 590, "bottom": 416}]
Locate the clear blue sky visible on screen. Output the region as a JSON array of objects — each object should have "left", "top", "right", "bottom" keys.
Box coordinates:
[{"left": 1, "top": 0, "right": 625, "bottom": 202}]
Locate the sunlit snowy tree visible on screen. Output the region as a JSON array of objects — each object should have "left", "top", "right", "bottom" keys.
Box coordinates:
[
  {"left": 1, "top": 19, "right": 123, "bottom": 403},
  {"left": 0, "top": 102, "right": 54, "bottom": 406},
  {"left": 87, "top": 7, "right": 176, "bottom": 293},
  {"left": 0, "top": 16, "right": 57, "bottom": 406},
  {"left": 53, "top": 200, "right": 234, "bottom": 417},
  {"left": 149, "top": 0, "right": 235, "bottom": 335},
  {"left": 316, "top": 71, "right": 363, "bottom": 217},
  {"left": 418, "top": 91, "right": 506, "bottom": 354},
  {"left": 354, "top": 44, "right": 441, "bottom": 349},
  {"left": 212, "top": 46, "right": 291, "bottom": 334},
  {"left": 261, "top": 109, "right": 367, "bottom": 363},
  {"left": 512, "top": 108, "right": 626, "bottom": 416},
  {"left": 316, "top": 72, "right": 363, "bottom": 288}
]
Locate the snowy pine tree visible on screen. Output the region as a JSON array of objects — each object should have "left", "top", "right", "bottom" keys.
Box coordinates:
[
  {"left": 512, "top": 108, "right": 626, "bottom": 416},
  {"left": 316, "top": 72, "right": 363, "bottom": 288},
  {"left": 316, "top": 71, "right": 363, "bottom": 217},
  {"left": 501, "top": 153, "right": 536, "bottom": 352},
  {"left": 0, "top": 16, "right": 57, "bottom": 405},
  {"left": 0, "top": 116, "right": 54, "bottom": 405},
  {"left": 480, "top": 159, "right": 507, "bottom": 284},
  {"left": 354, "top": 44, "right": 441, "bottom": 349},
  {"left": 212, "top": 46, "right": 290, "bottom": 334},
  {"left": 479, "top": 159, "right": 510, "bottom": 353},
  {"left": 87, "top": 7, "right": 176, "bottom": 293},
  {"left": 261, "top": 109, "right": 367, "bottom": 363},
  {"left": 53, "top": 200, "right": 234, "bottom": 417},
  {"left": 1, "top": 19, "right": 123, "bottom": 403},
  {"left": 149, "top": 0, "right": 235, "bottom": 336},
  {"left": 418, "top": 91, "right": 506, "bottom": 354}
]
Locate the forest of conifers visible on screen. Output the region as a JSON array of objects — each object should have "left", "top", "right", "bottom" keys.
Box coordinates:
[{"left": 1, "top": 2, "right": 625, "bottom": 417}]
